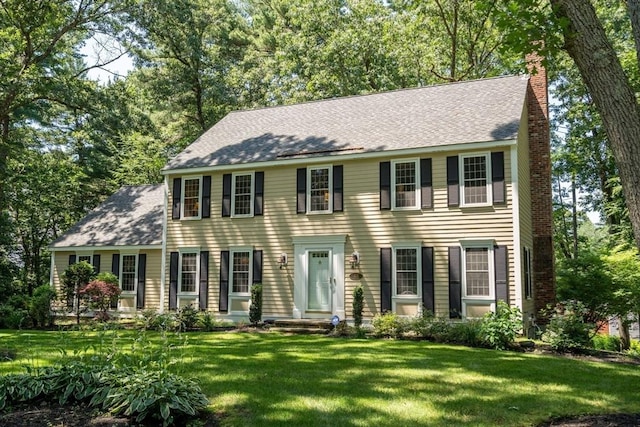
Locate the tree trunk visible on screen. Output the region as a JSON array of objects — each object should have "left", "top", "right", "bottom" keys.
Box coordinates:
[
  {"left": 550, "top": 0, "right": 640, "bottom": 250},
  {"left": 620, "top": 319, "right": 631, "bottom": 350}
]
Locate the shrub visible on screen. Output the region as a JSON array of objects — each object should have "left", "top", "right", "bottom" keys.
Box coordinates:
[
  {"left": 592, "top": 334, "right": 622, "bottom": 352},
  {"left": 628, "top": 340, "right": 640, "bottom": 358},
  {"left": 176, "top": 305, "right": 199, "bottom": 331},
  {"left": 249, "top": 284, "right": 263, "bottom": 325},
  {"left": 352, "top": 286, "right": 364, "bottom": 329},
  {"left": 542, "top": 300, "right": 595, "bottom": 352},
  {"left": 372, "top": 312, "right": 408, "bottom": 338},
  {"left": 79, "top": 279, "right": 121, "bottom": 322},
  {"left": 29, "top": 285, "right": 57, "bottom": 328},
  {"left": 448, "top": 320, "right": 483, "bottom": 347},
  {"left": 480, "top": 301, "right": 522, "bottom": 350}
]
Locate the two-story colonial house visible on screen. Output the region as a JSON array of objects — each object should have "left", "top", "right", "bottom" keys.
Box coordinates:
[{"left": 50, "top": 61, "right": 554, "bottom": 328}]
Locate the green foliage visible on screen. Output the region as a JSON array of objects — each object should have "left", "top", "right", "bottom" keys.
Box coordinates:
[
  {"left": 542, "top": 300, "right": 595, "bottom": 352},
  {"left": 0, "top": 304, "right": 29, "bottom": 329},
  {"left": 371, "top": 312, "right": 408, "bottom": 338},
  {"left": 29, "top": 285, "right": 57, "bottom": 328},
  {"left": 176, "top": 305, "right": 200, "bottom": 331},
  {"left": 61, "top": 262, "right": 96, "bottom": 308},
  {"left": 556, "top": 249, "right": 612, "bottom": 323},
  {"left": 79, "top": 279, "right": 122, "bottom": 321},
  {"left": 627, "top": 340, "right": 640, "bottom": 358},
  {"left": 480, "top": 301, "right": 522, "bottom": 350},
  {"left": 249, "top": 284, "right": 263, "bottom": 325},
  {"left": 139, "top": 310, "right": 179, "bottom": 331},
  {"left": 352, "top": 285, "right": 364, "bottom": 329},
  {"left": 592, "top": 334, "right": 622, "bottom": 352}
]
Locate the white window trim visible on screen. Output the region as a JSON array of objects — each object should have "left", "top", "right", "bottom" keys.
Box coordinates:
[
  {"left": 181, "top": 175, "right": 203, "bottom": 220},
  {"left": 178, "top": 250, "right": 200, "bottom": 295},
  {"left": 229, "top": 246, "right": 253, "bottom": 297},
  {"left": 524, "top": 247, "right": 533, "bottom": 300},
  {"left": 307, "top": 165, "right": 333, "bottom": 214},
  {"left": 76, "top": 252, "right": 93, "bottom": 264},
  {"left": 231, "top": 171, "right": 255, "bottom": 218},
  {"left": 119, "top": 253, "right": 138, "bottom": 295},
  {"left": 459, "top": 152, "right": 492, "bottom": 207},
  {"left": 391, "top": 243, "right": 422, "bottom": 300},
  {"left": 460, "top": 241, "right": 495, "bottom": 312},
  {"left": 391, "top": 159, "right": 421, "bottom": 210}
]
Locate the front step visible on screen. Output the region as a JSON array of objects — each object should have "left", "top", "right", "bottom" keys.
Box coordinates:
[{"left": 268, "top": 319, "right": 334, "bottom": 333}]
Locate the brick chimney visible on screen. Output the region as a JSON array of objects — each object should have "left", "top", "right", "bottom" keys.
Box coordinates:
[{"left": 527, "top": 52, "right": 556, "bottom": 318}]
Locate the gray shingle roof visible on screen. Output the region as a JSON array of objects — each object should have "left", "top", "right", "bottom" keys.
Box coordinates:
[
  {"left": 50, "top": 184, "right": 164, "bottom": 248},
  {"left": 163, "top": 75, "right": 529, "bottom": 171}
]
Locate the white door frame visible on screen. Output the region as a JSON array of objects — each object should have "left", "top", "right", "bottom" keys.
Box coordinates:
[{"left": 292, "top": 235, "right": 346, "bottom": 320}]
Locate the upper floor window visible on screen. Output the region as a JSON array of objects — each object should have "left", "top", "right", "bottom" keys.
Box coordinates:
[
  {"left": 182, "top": 177, "right": 202, "bottom": 219},
  {"left": 121, "top": 254, "right": 137, "bottom": 293},
  {"left": 461, "top": 153, "right": 491, "bottom": 206},
  {"left": 297, "top": 165, "right": 343, "bottom": 215},
  {"left": 309, "top": 166, "right": 331, "bottom": 213},
  {"left": 392, "top": 160, "right": 419, "bottom": 209},
  {"left": 180, "top": 252, "right": 198, "bottom": 293},
  {"left": 233, "top": 173, "right": 254, "bottom": 217}
]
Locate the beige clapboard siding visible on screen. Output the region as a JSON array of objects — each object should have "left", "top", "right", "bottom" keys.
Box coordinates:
[
  {"left": 166, "top": 146, "right": 517, "bottom": 319},
  {"left": 52, "top": 249, "right": 162, "bottom": 311}
]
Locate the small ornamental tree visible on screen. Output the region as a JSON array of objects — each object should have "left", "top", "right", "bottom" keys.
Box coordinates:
[
  {"left": 80, "top": 272, "right": 121, "bottom": 322},
  {"left": 249, "top": 284, "right": 263, "bottom": 325},
  {"left": 61, "top": 261, "right": 96, "bottom": 324}
]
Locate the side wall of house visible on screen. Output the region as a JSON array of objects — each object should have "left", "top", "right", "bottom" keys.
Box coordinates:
[{"left": 165, "top": 145, "right": 517, "bottom": 320}]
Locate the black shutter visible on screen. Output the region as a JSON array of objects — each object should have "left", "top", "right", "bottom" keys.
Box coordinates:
[
  {"left": 491, "top": 152, "right": 506, "bottom": 204},
  {"left": 222, "top": 174, "right": 232, "bottom": 217},
  {"left": 92, "top": 254, "right": 100, "bottom": 273},
  {"left": 172, "top": 178, "right": 182, "bottom": 219},
  {"left": 202, "top": 176, "right": 212, "bottom": 218},
  {"left": 68, "top": 254, "right": 76, "bottom": 265},
  {"left": 137, "top": 254, "right": 146, "bottom": 309},
  {"left": 380, "top": 248, "right": 392, "bottom": 312},
  {"left": 494, "top": 245, "right": 509, "bottom": 303},
  {"left": 111, "top": 254, "right": 120, "bottom": 309},
  {"left": 421, "top": 158, "right": 433, "bottom": 209},
  {"left": 421, "top": 247, "right": 435, "bottom": 313},
  {"left": 199, "top": 251, "right": 209, "bottom": 310},
  {"left": 447, "top": 156, "right": 460, "bottom": 207},
  {"left": 253, "top": 250, "right": 263, "bottom": 283},
  {"left": 296, "top": 168, "right": 306, "bottom": 214},
  {"left": 111, "top": 254, "right": 120, "bottom": 277},
  {"left": 254, "top": 172, "right": 264, "bottom": 216},
  {"left": 219, "top": 251, "right": 230, "bottom": 312},
  {"left": 380, "top": 162, "right": 391, "bottom": 210},
  {"left": 169, "top": 252, "right": 179, "bottom": 310},
  {"left": 333, "top": 165, "right": 343, "bottom": 212},
  {"left": 448, "top": 247, "right": 462, "bottom": 318}
]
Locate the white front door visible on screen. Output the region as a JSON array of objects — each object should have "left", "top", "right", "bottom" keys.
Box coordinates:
[{"left": 307, "top": 250, "right": 331, "bottom": 312}]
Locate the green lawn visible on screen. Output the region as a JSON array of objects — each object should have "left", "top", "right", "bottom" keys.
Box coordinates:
[{"left": 1, "top": 329, "right": 638, "bottom": 426}]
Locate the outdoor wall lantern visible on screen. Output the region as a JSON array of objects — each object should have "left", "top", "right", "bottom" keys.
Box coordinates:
[
  {"left": 278, "top": 253, "right": 288, "bottom": 269},
  {"left": 350, "top": 251, "right": 360, "bottom": 268}
]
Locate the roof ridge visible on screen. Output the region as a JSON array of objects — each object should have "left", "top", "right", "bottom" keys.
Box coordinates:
[{"left": 224, "top": 74, "right": 526, "bottom": 116}]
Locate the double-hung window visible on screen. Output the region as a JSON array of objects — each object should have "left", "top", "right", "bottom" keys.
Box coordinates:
[
  {"left": 78, "top": 255, "right": 92, "bottom": 264},
  {"left": 179, "top": 252, "right": 198, "bottom": 294},
  {"left": 392, "top": 160, "right": 419, "bottom": 209},
  {"left": 182, "top": 177, "right": 202, "bottom": 219},
  {"left": 232, "top": 172, "right": 254, "bottom": 217},
  {"left": 120, "top": 255, "right": 137, "bottom": 293},
  {"left": 308, "top": 166, "right": 332, "bottom": 213},
  {"left": 461, "top": 242, "right": 495, "bottom": 317},
  {"left": 231, "top": 250, "right": 251, "bottom": 294},
  {"left": 394, "top": 247, "right": 419, "bottom": 296},
  {"left": 460, "top": 153, "right": 491, "bottom": 206}
]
